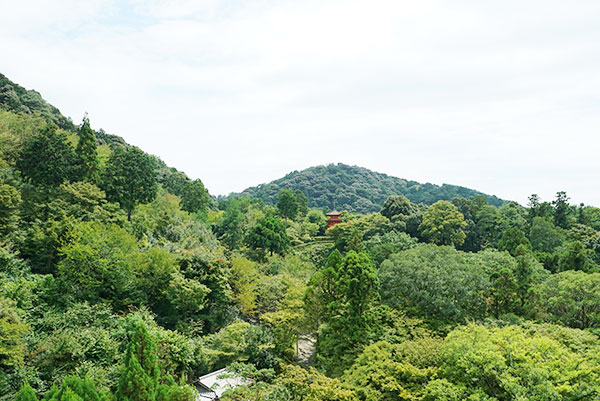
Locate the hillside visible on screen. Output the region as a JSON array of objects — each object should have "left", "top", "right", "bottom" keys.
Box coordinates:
[
  {"left": 239, "top": 163, "right": 505, "bottom": 213},
  {"left": 0, "top": 73, "right": 192, "bottom": 196}
]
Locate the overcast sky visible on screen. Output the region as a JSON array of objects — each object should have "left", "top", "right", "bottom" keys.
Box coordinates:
[{"left": 2, "top": 0, "right": 600, "bottom": 206}]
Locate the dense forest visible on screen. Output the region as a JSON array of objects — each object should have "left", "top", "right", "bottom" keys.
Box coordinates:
[
  {"left": 2, "top": 74, "right": 600, "bottom": 401},
  {"left": 238, "top": 163, "right": 505, "bottom": 213}
]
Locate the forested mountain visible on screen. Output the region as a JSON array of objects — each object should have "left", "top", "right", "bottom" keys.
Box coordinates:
[
  {"left": 239, "top": 163, "right": 505, "bottom": 213},
  {"left": 2, "top": 73, "right": 600, "bottom": 401}
]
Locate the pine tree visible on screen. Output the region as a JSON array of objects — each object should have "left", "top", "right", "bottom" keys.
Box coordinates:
[
  {"left": 14, "top": 382, "right": 38, "bottom": 401},
  {"left": 75, "top": 115, "right": 99, "bottom": 183},
  {"left": 116, "top": 318, "right": 159, "bottom": 401}
]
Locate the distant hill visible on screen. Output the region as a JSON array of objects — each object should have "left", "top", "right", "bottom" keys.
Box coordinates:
[{"left": 239, "top": 163, "right": 505, "bottom": 213}]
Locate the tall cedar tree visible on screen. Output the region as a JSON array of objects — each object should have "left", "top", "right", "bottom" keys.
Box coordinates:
[
  {"left": 75, "top": 115, "right": 99, "bottom": 183},
  {"left": 102, "top": 146, "right": 157, "bottom": 220},
  {"left": 116, "top": 318, "right": 160, "bottom": 401},
  {"left": 16, "top": 124, "right": 76, "bottom": 187}
]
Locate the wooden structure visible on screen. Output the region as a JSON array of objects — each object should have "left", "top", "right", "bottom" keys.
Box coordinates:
[{"left": 326, "top": 210, "right": 343, "bottom": 229}]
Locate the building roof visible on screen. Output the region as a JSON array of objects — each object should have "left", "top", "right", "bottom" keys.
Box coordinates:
[
  {"left": 195, "top": 368, "right": 248, "bottom": 400},
  {"left": 326, "top": 210, "right": 342, "bottom": 216}
]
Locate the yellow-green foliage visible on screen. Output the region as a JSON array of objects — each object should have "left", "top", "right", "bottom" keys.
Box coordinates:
[
  {"left": 0, "top": 297, "right": 29, "bottom": 368},
  {"left": 230, "top": 256, "right": 259, "bottom": 316},
  {"left": 0, "top": 109, "right": 46, "bottom": 164}
]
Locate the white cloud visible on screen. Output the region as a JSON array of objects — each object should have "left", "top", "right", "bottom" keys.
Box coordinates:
[{"left": 2, "top": 0, "right": 600, "bottom": 205}]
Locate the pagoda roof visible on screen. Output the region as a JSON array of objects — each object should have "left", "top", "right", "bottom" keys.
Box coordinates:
[{"left": 326, "top": 210, "right": 342, "bottom": 216}]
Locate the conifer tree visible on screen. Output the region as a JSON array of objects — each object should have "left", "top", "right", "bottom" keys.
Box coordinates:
[
  {"left": 75, "top": 115, "right": 99, "bottom": 183},
  {"left": 116, "top": 318, "right": 159, "bottom": 401},
  {"left": 16, "top": 124, "right": 76, "bottom": 187},
  {"left": 14, "top": 382, "right": 38, "bottom": 401},
  {"left": 57, "top": 388, "right": 83, "bottom": 401},
  {"left": 102, "top": 146, "right": 157, "bottom": 221},
  {"left": 43, "top": 376, "right": 103, "bottom": 401}
]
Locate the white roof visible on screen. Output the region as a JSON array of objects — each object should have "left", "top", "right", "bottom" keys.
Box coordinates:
[{"left": 195, "top": 368, "right": 247, "bottom": 400}]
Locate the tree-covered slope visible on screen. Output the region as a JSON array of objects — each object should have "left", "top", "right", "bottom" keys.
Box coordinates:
[
  {"left": 0, "top": 73, "right": 75, "bottom": 130},
  {"left": 239, "top": 163, "right": 505, "bottom": 213}
]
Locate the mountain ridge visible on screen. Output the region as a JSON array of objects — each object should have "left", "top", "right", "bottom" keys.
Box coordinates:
[{"left": 237, "top": 163, "right": 505, "bottom": 213}]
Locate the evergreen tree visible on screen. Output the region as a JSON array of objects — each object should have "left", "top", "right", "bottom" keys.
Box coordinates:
[
  {"left": 16, "top": 124, "right": 76, "bottom": 187},
  {"left": 294, "top": 189, "right": 308, "bottom": 216},
  {"left": 116, "top": 318, "right": 159, "bottom": 401},
  {"left": 102, "top": 146, "right": 157, "bottom": 220},
  {"left": 244, "top": 216, "right": 290, "bottom": 260},
  {"left": 217, "top": 200, "right": 245, "bottom": 249},
  {"left": 552, "top": 191, "right": 571, "bottom": 229},
  {"left": 75, "top": 115, "right": 99, "bottom": 183},
  {"left": 277, "top": 189, "right": 299, "bottom": 221},
  {"left": 14, "top": 382, "right": 38, "bottom": 401},
  {"left": 43, "top": 376, "right": 103, "bottom": 401}
]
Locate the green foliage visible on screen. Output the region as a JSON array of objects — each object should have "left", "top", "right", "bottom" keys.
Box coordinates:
[
  {"left": 380, "top": 195, "right": 415, "bottom": 220},
  {"left": 0, "top": 297, "right": 28, "bottom": 369},
  {"left": 436, "top": 323, "right": 600, "bottom": 400},
  {"left": 244, "top": 216, "right": 289, "bottom": 260},
  {"left": 379, "top": 246, "right": 542, "bottom": 323},
  {"left": 102, "top": 146, "right": 157, "bottom": 220},
  {"left": 342, "top": 339, "right": 441, "bottom": 401},
  {"left": 277, "top": 189, "right": 299, "bottom": 221},
  {"left": 75, "top": 116, "right": 99, "bottom": 183},
  {"left": 215, "top": 200, "right": 245, "bottom": 250},
  {"left": 498, "top": 226, "right": 531, "bottom": 256},
  {"left": 16, "top": 124, "right": 76, "bottom": 187},
  {"left": 344, "top": 229, "right": 365, "bottom": 253},
  {"left": 419, "top": 201, "right": 467, "bottom": 246},
  {"left": 529, "top": 216, "right": 564, "bottom": 253},
  {"left": 0, "top": 182, "right": 21, "bottom": 239},
  {"left": 57, "top": 222, "right": 146, "bottom": 308},
  {"left": 14, "top": 383, "right": 38, "bottom": 401},
  {"left": 535, "top": 270, "right": 600, "bottom": 329},
  {"left": 552, "top": 191, "right": 572, "bottom": 229},
  {"left": 0, "top": 73, "right": 73, "bottom": 130},
  {"left": 116, "top": 318, "right": 160, "bottom": 401},
  {"left": 230, "top": 257, "right": 259, "bottom": 316},
  {"left": 558, "top": 241, "right": 596, "bottom": 272},
  {"left": 364, "top": 231, "right": 417, "bottom": 267},
  {"left": 309, "top": 250, "right": 380, "bottom": 375},
  {"left": 42, "top": 376, "right": 104, "bottom": 401},
  {"left": 240, "top": 163, "right": 504, "bottom": 213},
  {"left": 180, "top": 179, "right": 209, "bottom": 215},
  {"left": 198, "top": 321, "right": 278, "bottom": 373}
]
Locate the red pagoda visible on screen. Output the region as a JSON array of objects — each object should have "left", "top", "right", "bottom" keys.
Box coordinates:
[{"left": 326, "top": 210, "right": 343, "bottom": 229}]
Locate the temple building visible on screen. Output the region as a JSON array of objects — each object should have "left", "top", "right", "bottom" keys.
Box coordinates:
[{"left": 326, "top": 210, "right": 343, "bottom": 228}]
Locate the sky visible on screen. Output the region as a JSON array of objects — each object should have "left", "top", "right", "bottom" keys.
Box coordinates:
[{"left": 2, "top": 0, "right": 600, "bottom": 206}]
